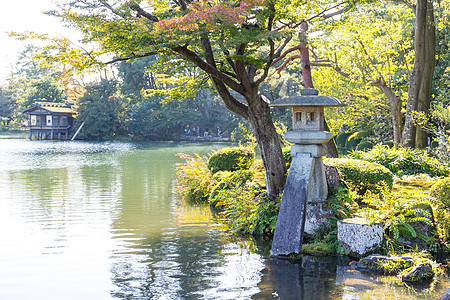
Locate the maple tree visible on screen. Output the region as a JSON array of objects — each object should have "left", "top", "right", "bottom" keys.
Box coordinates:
[{"left": 43, "top": 0, "right": 351, "bottom": 197}]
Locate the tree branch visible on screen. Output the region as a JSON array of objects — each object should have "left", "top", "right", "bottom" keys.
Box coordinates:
[
  {"left": 271, "top": 45, "right": 302, "bottom": 67},
  {"left": 173, "top": 46, "right": 245, "bottom": 95},
  {"left": 129, "top": 3, "right": 159, "bottom": 22},
  {"left": 254, "top": 37, "right": 275, "bottom": 87},
  {"left": 235, "top": 43, "right": 253, "bottom": 92},
  {"left": 200, "top": 37, "right": 248, "bottom": 118},
  {"left": 273, "top": 54, "right": 301, "bottom": 78},
  {"left": 274, "top": 36, "right": 293, "bottom": 58},
  {"left": 105, "top": 51, "right": 158, "bottom": 64},
  {"left": 98, "top": 0, "right": 124, "bottom": 17}
]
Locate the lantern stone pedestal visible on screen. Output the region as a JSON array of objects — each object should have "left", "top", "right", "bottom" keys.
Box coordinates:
[{"left": 269, "top": 89, "right": 344, "bottom": 258}]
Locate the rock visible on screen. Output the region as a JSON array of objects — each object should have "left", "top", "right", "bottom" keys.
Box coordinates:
[
  {"left": 440, "top": 288, "right": 450, "bottom": 300},
  {"left": 337, "top": 217, "right": 384, "bottom": 257},
  {"left": 304, "top": 201, "right": 330, "bottom": 234},
  {"left": 325, "top": 164, "right": 341, "bottom": 194},
  {"left": 356, "top": 254, "right": 413, "bottom": 274},
  {"left": 400, "top": 262, "right": 434, "bottom": 283}
]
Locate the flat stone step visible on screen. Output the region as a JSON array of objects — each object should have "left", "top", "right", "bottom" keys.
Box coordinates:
[{"left": 337, "top": 217, "right": 384, "bottom": 257}]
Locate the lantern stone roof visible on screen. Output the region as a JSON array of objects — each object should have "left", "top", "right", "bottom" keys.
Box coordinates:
[{"left": 270, "top": 88, "right": 345, "bottom": 107}]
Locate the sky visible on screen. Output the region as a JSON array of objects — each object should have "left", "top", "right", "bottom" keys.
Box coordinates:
[{"left": 0, "top": 0, "right": 78, "bottom": 83}]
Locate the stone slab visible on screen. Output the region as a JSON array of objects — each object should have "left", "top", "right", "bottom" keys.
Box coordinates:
[
  {"left": 337, "top": 218, "right": 384, "bottom": 257},
  {"left": 270, "top": 153, "right": 314, "bottom": 257}
]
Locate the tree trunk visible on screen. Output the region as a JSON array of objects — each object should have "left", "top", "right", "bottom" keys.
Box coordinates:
[
  {"left": 178, "top": 38, "right": 288, "bottom": 199},
  {"left": 401, "top": 0, "right": 435, "bottom": 148},
  {"left": 247, "top": 94, "right": 287, "bottom": 197},
  {"left": 379, "top": 86, "right": 403, "bottom": 147}
]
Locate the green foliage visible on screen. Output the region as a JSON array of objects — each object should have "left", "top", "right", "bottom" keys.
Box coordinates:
[
  {"left": 75, "top": 80, "right": 124, "bottom": 140},
  {"left": 383, "top": 141, "right": 395, "bottom": 148},
  {"left": 314, "top": 3, "right": 412, "bottom": 142},
  {"left": 373, "top": 257, "right": 413, "bottom": 275},
  {"left": 324, "top": 158, "right": 394, "bottom": 195},
  {"left": 176, "top": 148, "right": 280, "bottom": 236},
  {"left": 349, "top": 144, "right": 450, "bottom": 177},
  {"left": 282, "top": 146, "right": 292, "bottom": 169},
  {"left": 208, "top": 146, "right": 255, "bottom": 173},
  {"left": 345, "top": 135, "right": 362, "bottom": 151},
  {"left": 213, "top": 186, "right": 259, "bottom": 233},
  {"left": 248, "top": 194, "right": 280, "bottom": 235},
  {"left": 176, "top": 153, "right": 214, "bottom": 202},
  {"left": 230, "top": 120, "right": 256, "bottom": 144},
  {"left": 335, "top": 132, "right": 351, "bottom": 148},
  {"left": 307, "top": 188, "right": 359, "bottom": 250},
  {"left": 359, "top": 188, "right": 433, "bottom": 248},
  {"left": 214, "top": 189, "right": 280, "bottom": 236},
  {"left": 430, "top": 177, "right": 450, "bottom": 208},
  {"left": 429, "top": 177, "right": 450, "bottom": 242},
  {"left": 356, "top": 139, "right": 374, "bottom": 151},
  {"left": 302, "top": 242, "right": 335, "bottom": 256},
  {"left": 0, "top": 85, "right": 17, "bottom": 124},
  {"left": 210, "top": 170, "right": 254, "bottom": 203},
  {"left": 23, "top": 77, "right": 67, "bottom": 108}
]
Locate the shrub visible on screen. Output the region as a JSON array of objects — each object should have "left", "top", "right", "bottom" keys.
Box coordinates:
[
  {"left": 176, "top": 153, "right": 213, "bottom": 202},
  {"left": 356, "top": 139, "right": 374, "bottom": 152},
  {"left": 249, "top": 194, "right": 280, "bottom": 235},
  {"left": 208, "top": 146, "right": 255, "bottom": 173},
  {"left": 345, "top": 137, "right": 362, "bottom": 151},
  {"left": 349, "top": 144, "right": 450, "bottom": 177},
  {"left": 214, "top": 189, "right": 280, "bottom": 235},
  {"left": 383, "top": 141, "right": 395, "bottom": 148},
  {"left": 210, "top": 170, "right": 254, "bottom": 204},
  {"left": 213, "top": 186, "right": 259, "bottom": 233},
  {"left": 335, "top": 132, "right": 351, "bottom": 148},
  {"left": 430, "top": 177, "right": 450, "bottom": 208},
  {"left": 324, "top": 158, "right": 394, "bottom": 195}
]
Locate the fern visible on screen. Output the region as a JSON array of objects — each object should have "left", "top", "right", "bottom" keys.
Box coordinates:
[{"left": 360, "top": 186, "right": 433, "bottom": 248}]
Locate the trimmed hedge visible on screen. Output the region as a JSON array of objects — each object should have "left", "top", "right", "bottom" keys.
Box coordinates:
[
  {"left": 336, "top": 132, "right": 351, "bottom": 148},
  {"left": 430, "top": 177, "right": 450, "bottom": 208},
  {"left": 208, "top": 146, "right": 255, "bottom": 173},
  {"left": 324, "top": 158, "right": 394, "bottom": 195},
  {"left": 356, "top": 140, "right": 374, "bottom": 152}
]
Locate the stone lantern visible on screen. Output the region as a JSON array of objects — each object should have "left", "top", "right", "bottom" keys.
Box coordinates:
[{"left": 269, "top": 88, "right": 344, "bottom": 258}]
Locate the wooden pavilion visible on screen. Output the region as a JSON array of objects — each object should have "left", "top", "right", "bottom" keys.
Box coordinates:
[{"left": 23, "top": 101, "right": 76, "bottom": 140}]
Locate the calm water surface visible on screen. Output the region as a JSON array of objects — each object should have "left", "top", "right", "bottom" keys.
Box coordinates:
[{"left": 0, "top": 138, "right": 449, "bottom": 299}]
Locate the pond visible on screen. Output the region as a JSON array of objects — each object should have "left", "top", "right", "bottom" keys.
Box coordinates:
[{"left": 0, "top": 138, "right": 449, "bottom": 299}]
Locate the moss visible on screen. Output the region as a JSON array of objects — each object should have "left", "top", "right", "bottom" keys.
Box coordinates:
[
  {"left": 302, "top": 242, "right": 335, "bottom": 256},
  {"left": 376, "top": 257, "right": 413, "bottom": 274}
]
